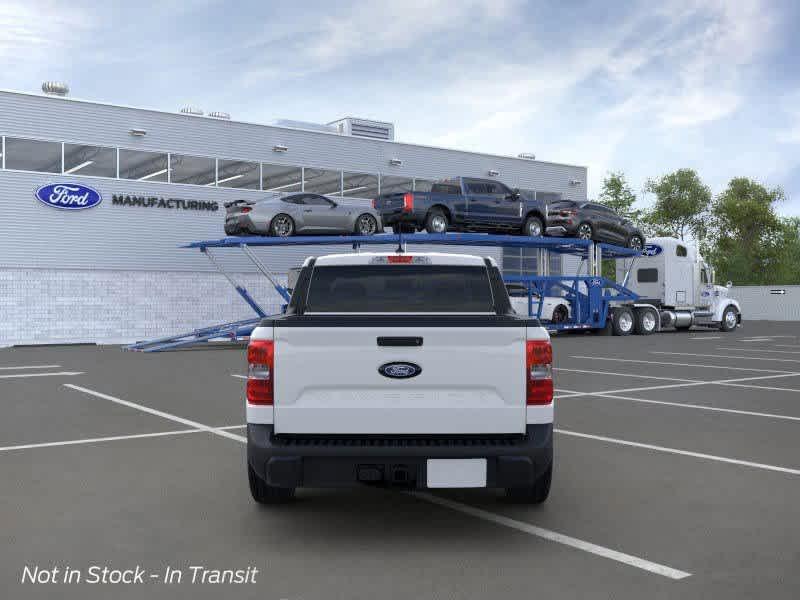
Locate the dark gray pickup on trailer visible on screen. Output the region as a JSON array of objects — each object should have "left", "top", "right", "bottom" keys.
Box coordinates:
[{"left": 374, "top": 176, "right": 549, "bottom": 236}]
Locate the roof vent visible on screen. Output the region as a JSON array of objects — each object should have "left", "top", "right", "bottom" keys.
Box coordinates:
[
  {"left": 208, "top": 111, "right": 231, "bottom": 120},
  {"left": 328, "top": 117, "right": 395, "bottom": 141},
  {"left": 518, "top": 152, "right": 536, "bottom": 160},
  {"left": 42, "top": 81, "right": 69, "bottom": 96},
  {"left": 180, "top": 106, "right": 204, "bottom": 116}
]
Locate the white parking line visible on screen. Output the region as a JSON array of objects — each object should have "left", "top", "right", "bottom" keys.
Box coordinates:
[
  {"left": 569, "top": 355, "right": 795, "bottom": 374},
  {"left": 652, "top": 351, "right": 800, "bottom": 364},
  {"left": 63, "top": 384, "right": 247, "bottom": 443},
  {"left": 717, "top": 347, "right": 800, "bottom": 355},
  {"left": 412, "top": 492, "right": 691, "bottom": 580},
  {"left": 775, "top": 344, "right": 800, "bottom": 349},
  {"left": 0, "top": 371, "right": 84, "bottom": 379},
  {"left": 0, "top": 364, "right": 61, "bottom": 370},
  {"left": 556, "top": 388, "right": 800, "bottom": 422},
  {"left": 230, "top": 374, "right": 247, "bottom": 380},
  {"left": 553, "top": 372, "right": 800, "bottom": 398},
  {"left": 556, "top": 428, "right": 800, "bottom": 476},
  {"left": 555, "top": 368, "right": 698, "bottom": 383},
  {"left": 689, "top": 336, "right": 721, "bottom": 340},
  {"left": 0, "top": 426, "right": 246, "bottom": 454}
]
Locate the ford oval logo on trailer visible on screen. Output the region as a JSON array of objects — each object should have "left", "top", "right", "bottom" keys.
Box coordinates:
[
  {"left": 378, "top": 362, "right": 422, "bottom": 379},
  {"left": 35, "top": 183, "right": 103, "bottom": 210},
  {"left": 642, "top": 244, "right": 663, "bottom": 257}
]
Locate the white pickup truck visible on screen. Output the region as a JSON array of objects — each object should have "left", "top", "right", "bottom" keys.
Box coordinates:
[{"left": 245, "top": 252, "right": 554, "bottom": 504}]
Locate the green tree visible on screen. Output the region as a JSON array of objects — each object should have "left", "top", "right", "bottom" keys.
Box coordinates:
[
  {"left": 706, "top": 178, "right": 786, "bottom": 285},
  {"left": 643, "top": 169, "right": 711, "bottom": 241},
  {"left": 598, "top": 171, "right": 640, "bottom": 220}
]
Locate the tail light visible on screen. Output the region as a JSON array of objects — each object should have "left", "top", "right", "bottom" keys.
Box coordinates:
[
  {"left": 402, "top": 193, "right": 414, "bottom": 213},
  {"left": 241, "top": 207, "right": 252, "bottom": 214},
  {"left": 247, "top": 340, "right": 274, "bottom": 405},
  {"left": 526, "top": 340, "right": 553, "bottom": 405},
  {"left": 387, "top": 255, "right": 414, "bottom": 263}
]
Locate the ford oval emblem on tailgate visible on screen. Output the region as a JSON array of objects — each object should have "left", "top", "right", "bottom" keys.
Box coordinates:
[{"left": 378, "top": 362, "right": 422, "bottom": 379}]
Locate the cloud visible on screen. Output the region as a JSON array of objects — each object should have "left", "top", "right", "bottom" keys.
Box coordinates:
[{"left": 0, "top": 1, "right": 93, "bottom": 68}]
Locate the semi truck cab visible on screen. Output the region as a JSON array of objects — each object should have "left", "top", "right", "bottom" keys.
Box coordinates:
[{"left": 619, "top": 236, "right": 741, "bottom": 331}]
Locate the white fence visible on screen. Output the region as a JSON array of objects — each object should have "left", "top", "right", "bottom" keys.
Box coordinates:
[{"left": 728, "top": 285, "right": 800, "bottom": 321}]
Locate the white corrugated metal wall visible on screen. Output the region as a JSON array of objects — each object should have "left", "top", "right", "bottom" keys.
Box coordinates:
[{"left": 728, "top": 286, "right": 800, "bottom": 321}]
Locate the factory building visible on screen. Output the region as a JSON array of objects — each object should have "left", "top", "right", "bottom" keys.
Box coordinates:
[{"left": 0, "top": 84, "right": 588, "bottom": 345}]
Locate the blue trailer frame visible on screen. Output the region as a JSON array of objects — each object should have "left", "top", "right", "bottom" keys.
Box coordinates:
[{"left": 126, "top": 232, "right": 640, "bottom": 351}]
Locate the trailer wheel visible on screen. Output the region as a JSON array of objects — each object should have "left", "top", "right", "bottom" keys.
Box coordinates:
[
  {"left": 720, "top": 306, "right": 739, "bottom": 332},
  {"left": 612, "top": 307, "right": 634, "bottom": 336},
  {"left": 634, "top": 308, "right": 658, "bottom": 335}
]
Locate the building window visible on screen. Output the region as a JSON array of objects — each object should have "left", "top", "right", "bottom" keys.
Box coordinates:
[
  {"left": 63, "top": 143, "right": 117, "bottom": 177},
  {"left": 217, "top": 159, "right": 260, "bottom": 189},
  {"left": 342, "top": 171, "right": 379, "bottom": 198},
  {"left": 380, "top": 176, "right": 413, "bottom": 195},
  {"left": 262, "top": 163, "right": 303, "bottom": 193},
  {"left": 304, "top": 167, "right": 342, "bottom": 195},
  {"left": 119, "top": 149, "right": 168, "bottom": 182},
  {"left": 676, "top": 245, "right": 687, "bottom": 257},
  {"left": 170, "top": 154, "right": 216, "bottom": 186},
  {"left": 4, "top": 137, "right": 61, "bottom": 173}
]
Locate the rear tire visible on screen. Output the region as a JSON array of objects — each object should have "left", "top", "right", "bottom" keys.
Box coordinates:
[
  {"left": 634, "top": 307, "right": 658, "bottom": 335},
  {"left": 576, "top": 222, "right": 593, "bottom": 240},
  {"left": 354, "top": 213, "right": 378, "bottom": 236},
  {"left": 506, "top": 464, "right": 552, "bottom": 504},
  {"left": 425, "top": 209, "right": 449, "bottom": 234},
  {"left": 628, "top": 234, "right": 644, "bottom": 251},
  {"left": 523, "top": 215, "right": 544, "bottom": 237},
  {"left": 552, "top": 305, "right": 568, "bottom": 324},
  {"left": 720, "top": 306, "right": 739, "bottom": 332},
  {"left": 611, "top": 306, "right": 634, "bottom": 336},
  {"left": 270, "top": 214, "right": 295, "bottom": 237},
  {"left": 248, "top": 464, "right": 295, "bottom": 504}
]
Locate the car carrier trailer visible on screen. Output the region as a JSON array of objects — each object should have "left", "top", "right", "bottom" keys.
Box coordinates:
[{"left": 125, "top": 232, "right": 740, "bottom": 352}]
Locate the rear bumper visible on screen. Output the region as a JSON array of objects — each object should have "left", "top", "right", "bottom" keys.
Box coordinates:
[
  {"left": 379, "top": 208, "right": 423, "bottom": 227},
  {"left": 247, "top": 424, "right": 553, "bottom": 489}
]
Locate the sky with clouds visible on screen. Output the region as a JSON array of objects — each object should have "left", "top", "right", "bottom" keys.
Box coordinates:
[{"left": 2, "top": 0, "right": 799, "bottom": 213}]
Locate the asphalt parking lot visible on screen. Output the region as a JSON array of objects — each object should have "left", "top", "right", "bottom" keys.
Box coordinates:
[{"left": 2, "top": 322, "right": 799, "bottom": 599}]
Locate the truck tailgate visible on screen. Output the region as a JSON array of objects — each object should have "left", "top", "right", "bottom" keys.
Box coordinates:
[{"left": 274, "top": 325, "right": 525, "bottom": 434}]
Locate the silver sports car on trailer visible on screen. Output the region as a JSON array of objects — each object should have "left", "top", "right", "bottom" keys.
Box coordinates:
[{"left": 224, "top": 193, "right": 383, "bottom": 237}]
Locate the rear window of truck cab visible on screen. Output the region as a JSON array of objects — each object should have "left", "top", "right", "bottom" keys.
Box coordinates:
[{"left": 305, "top": 265, "right": 496, "bottom": 313}]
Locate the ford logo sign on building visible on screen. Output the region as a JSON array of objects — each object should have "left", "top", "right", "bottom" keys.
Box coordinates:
[
  {"left": 378, "top": 362, "right": 422, "bottom": 379},
  {"left": 35, "top": 183, "right": 103, "bottom": 210}
]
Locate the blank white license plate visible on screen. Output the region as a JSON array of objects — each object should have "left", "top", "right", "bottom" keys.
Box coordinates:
[{"left": 426, "top": 459, "right": 487, "bottom": 488}]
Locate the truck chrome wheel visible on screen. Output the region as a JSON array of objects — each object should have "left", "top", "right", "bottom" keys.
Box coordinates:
[
  {"left": 721, "top": 306, "right": 739, "bottom": 331},
  {"left": 430, "top": 215, "right": 447, "bottom": 233},
  {"left": 642, "top": 310, "right": 656, "bottom": 331},
  {"left": 356, "top": 214, "right": 377, "bottom": 235},
  {"left": 525, "top": 216, "right": 543, "bottom": 237},
  {"left": 618, "top": 311, "right": 633, "bottom": 332},
  {"left": 577, "top": 223, "right": 593, "bottom": 240}
]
